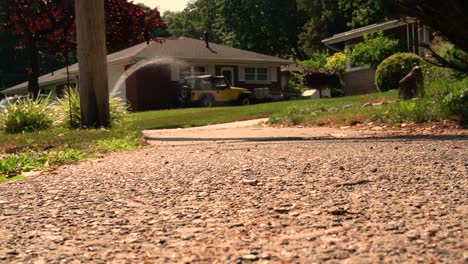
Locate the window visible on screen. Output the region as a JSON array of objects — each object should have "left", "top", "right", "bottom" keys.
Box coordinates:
[
  {"left": 193, "top": 66, "right": 206, "bottom": 76},
  {"left": 257, "top": 68, "right": 268, "bottom": 81},
  {"left": 179, "top": 66, "right": 207, "bottom": 79},
  {"left": 245, "top": 67, "right": 256, "bottom": 81},
  {"left": 244, "top": 67, "right": 269, "bottom": 82}
]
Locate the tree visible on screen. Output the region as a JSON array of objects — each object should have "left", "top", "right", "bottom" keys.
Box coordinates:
[
  {"left": 0, "top": 0, "right": 75, "bottom": 98},
  {"left": 383, "top": 0, "right": 468, "bottom": 73},
  {"left": 0, "top": 0, "right": 164, "bottom": 98},
  {"left": 297, "top": 0, "right": 387, "bottom": 55},
  {"left": 221, "top": 0, "right": 305, "bottom": 57},
  {"left": 162, "top": 0, "right": 224, "bottom": 43}
]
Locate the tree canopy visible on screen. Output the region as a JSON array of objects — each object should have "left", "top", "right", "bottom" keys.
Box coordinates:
[{"left": 0, "top": 0, "right": 164, "bottom": 96}]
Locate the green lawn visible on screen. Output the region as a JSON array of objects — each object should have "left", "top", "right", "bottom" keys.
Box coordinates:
[{"left": 127, "top": 91, "right": 397, "bottom": 130}]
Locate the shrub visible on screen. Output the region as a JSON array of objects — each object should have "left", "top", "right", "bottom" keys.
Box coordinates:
[
  {"left": 375, "top": 52, "right": 422, "bottom": 92},
  {"left": 325, "top": 52, "right": 346, "bottom": 79},
  {"left": 55, "top": 87, "right": 128, "bottom": 128},
  {"left": 442, "top": 86, "right": 468, "bottom": 122},
  {"left": 298, "top": 51, "right": 329, "bottom": 70},
  {"left": 349, "top": 30, "right": 400, "bottom": 67},
  {"left": 55, "top": 87, "right": 81, "bottom": 128},
  {"left": 0, "top": 95, "right": 54, "bottom": 133}
]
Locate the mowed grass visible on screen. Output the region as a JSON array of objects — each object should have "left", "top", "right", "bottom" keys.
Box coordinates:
[{"left": 126, "top": 90, "right": 397, "bottom": 130}]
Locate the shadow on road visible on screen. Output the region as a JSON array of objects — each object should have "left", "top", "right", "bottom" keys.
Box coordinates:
[{"left": 145, "top": 134, "right": 468, "bottom": 143}]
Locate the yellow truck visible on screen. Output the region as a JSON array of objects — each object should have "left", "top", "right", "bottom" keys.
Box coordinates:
[{"left": 178, "top": 75, "right": 252, "bottom": 107}]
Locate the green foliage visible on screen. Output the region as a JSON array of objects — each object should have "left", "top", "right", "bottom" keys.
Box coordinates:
[
  {"left": 221, "top": 0, "right": 305, "bottom": 57},
  {"left": 288, "top": 72, "right": 306, "bottom": 92},
  {"left": 442, "top": 86, "right": 468, "bottom": 121},
  {"left": 372, "top": 99, "right": 443, "bottom": 124},
  {"left": 55, "top": 87, "right": 81, "bottom": 128},
  {"left": 0, "top": 95, "right": 54, "bottom": 134},
  {"left": 425, "top": 41, "right": 468, "bottom": 75},
  {"left": 0, "top": 154, "right": 33, "bottom": 178},
  {"left": 55, "top": 87, "right": 128, "bottom": 128},
  {"left": 325, "top": 52, "right": 346, "bottom": 79},
  {"left": 349, "top": 31, "right": 400, "bottom": 67},
  {"left": 298, "top": 51, "right": 328, "bottom": 70},
  {"left": 297, "top": 0, "right": 387, "bottom": 55},
  {"left": 375, "top": 52, "right": 422, "bottom": 92},
  {"left": 96, "top": 132, "right": 142, "bottom": 153}
]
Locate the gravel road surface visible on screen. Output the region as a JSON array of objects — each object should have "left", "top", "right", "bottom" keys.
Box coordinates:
[{"left": 0, "top": 123, "right": 467, "bottom": 263}]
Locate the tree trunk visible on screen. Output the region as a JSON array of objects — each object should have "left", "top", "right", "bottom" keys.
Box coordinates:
[
  {"left": 75, "top": 0, "right": 110, "bottom": 128},
  {"left": 26, "top": 42, "right": 40, "bottom": 99}
]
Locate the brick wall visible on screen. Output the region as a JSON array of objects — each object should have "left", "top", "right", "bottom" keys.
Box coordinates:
[{"left": 344, "top": 67, "right": 377, "bottom": 96}]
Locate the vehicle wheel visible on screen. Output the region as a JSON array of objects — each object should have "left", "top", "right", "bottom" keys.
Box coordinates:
[
  {"left": 239, "top": 96, "right": 250, "bottom": 106},
  {"left": 201, "top": 95, "right": 214, "bottom": 108}
]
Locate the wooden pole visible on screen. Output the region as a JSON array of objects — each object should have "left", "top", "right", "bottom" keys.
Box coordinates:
[{"left": 75, "top": 0, "right": 110, "bottom": 128}]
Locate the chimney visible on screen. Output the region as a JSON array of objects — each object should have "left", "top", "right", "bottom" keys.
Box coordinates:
[{"left": 204, "top": 31, "right": 210, "bottom": 48}]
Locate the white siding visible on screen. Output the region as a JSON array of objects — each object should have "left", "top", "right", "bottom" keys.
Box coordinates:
[
  {"left": 107, "top": 63, "right": 127, "bottom": 100},
  {"left": 171, "top": 65, "right": 180, "bottom": 81},
  {"left": 270, "top": 67, "right": 278, "bottom": 82}
]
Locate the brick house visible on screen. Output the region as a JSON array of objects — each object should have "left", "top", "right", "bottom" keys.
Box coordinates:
[
  {"left": 322, "top": 18, "right": 432, "bottom": 95},
  {"left": 2, "top": 37, "right": 290, "bottom": 111}
]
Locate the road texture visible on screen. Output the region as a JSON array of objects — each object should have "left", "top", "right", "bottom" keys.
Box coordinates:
[{"left": 0, "top": 121, "right": 467, "bottom": 263}]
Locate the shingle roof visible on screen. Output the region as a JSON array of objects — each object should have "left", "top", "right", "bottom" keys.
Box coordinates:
[
  {"left": 322, "top": 19, "right": 416, "bottom": 45},
  {"left": 2, "top": 37, "right": 290, "bottom": 95}
]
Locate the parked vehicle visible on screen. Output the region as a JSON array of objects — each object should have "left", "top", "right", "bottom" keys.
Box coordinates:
[{"left": 178, "top": 75, "right": 252, "bottom": 107}]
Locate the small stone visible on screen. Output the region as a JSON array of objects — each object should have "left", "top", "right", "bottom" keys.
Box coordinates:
[
  {"left": 259, "top": 253, "right": 271, "bottom": 260},
  {"left": 242, "top": 179, "right": 258, "bottom": 186},
  {"left": 241, "top": 254, "right": 259, "bottom": 261},
  {"left": 335, "top": 251, "right": 350, "bottom": 259},
  {"left": 273, "top": 207, "right": 290, "bottom": 214},
  {"left": 339, "top": 166, "right": 345, "bottom": 171},
  {"left": 370, "top": 168, "right": 378, "bottom": 173}
]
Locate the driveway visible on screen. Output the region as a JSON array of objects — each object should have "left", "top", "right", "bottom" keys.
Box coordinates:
[{"left": 1, "top": 121, "right": 467, "bottom": 263}]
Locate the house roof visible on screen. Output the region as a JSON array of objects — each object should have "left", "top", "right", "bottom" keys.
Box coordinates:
[
  {"left": 2, "top": 37, "right": 291, "bottom": 95},
  {"left": 281, "top": 63, "right": 304, "bottom": 73},
  {"left": 322, "top": 18, "right": 416, "bottom": 45}
]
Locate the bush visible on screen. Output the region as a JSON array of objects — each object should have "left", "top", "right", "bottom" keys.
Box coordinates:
[
  {"left": 375, "top": 52, "right": 422, "bottom": 92},
  {"left": 55, "top": 87, "right": 128, "bottom": 128},
  {"left": 349, "top": 30, "right": 400, "bottom": 67},
  {"left": 325, "top": 52, "right": 346, "bottom": 79},
  {"left": 442, "top": 86, "right": 468, "bottom": 122},
  {"left": 298, "top": 51, "right": 329, "bottom": 70},
  {"left": 0, "top": 95, "right": 54, "bottom": 133}
]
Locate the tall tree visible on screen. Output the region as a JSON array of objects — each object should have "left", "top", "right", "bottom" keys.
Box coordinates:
[
  {"left": 0, "top": 0, "right": 164, "bottom": 97},
  {"left": 221, "top": 0, "right": 305, "bottom": 57},
  {"left": 297, "top": 0, "right": 387, "bottom": 55}
]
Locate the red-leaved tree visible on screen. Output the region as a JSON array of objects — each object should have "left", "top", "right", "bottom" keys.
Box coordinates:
[{"left": 0, "top": 0, "right": 164, "bottom": 97}]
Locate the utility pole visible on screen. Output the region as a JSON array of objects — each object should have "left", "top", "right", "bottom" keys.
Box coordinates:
[{"left": 75, "top": 0, "right": 110, "bottom": 128}]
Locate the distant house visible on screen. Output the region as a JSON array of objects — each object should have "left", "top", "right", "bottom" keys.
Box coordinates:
[
  {"left": 2, "top": 37, "right": 290, "bottom": 111},
  {"left": 322, "top": 18, "right": 432, "bottom": 95}
]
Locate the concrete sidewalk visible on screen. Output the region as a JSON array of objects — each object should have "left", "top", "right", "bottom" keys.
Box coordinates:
[{"left": 143, "top": 119, "right": 382, "bottom": 145}]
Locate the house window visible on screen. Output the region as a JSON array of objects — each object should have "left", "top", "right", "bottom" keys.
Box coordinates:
[
  {"left": 245, "top": 67, "right": 256, "bottom": 81},
  {"left": 180, "top": 66, "right": 191, "bottom": 79},
  {"left": 180, "top": 66, "right": 207, "bottom": 79},
  {"left": 193, "top": 66, "right": 206, "bottom": 76},
  {"left": 244, "top": 67, "right": 269, "bottom": 82},
  {"left": 257, "top": 68, "right": 268, "bottom": 81}
]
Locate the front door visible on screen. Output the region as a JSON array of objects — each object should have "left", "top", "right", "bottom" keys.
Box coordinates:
[{"left": 221, "top": 67, "right": 234, "bottom": 86}]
